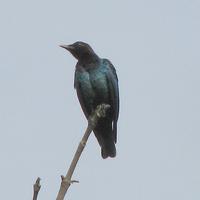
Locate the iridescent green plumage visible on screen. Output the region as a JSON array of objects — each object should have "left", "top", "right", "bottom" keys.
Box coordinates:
[{"left": 61, "top": 41, "right": 119, "bottom": 158}]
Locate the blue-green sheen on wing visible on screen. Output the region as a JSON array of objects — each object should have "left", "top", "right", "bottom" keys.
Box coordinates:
[
  {"left": 63, "top": 41, "right": 119, "bottom": 158},
  {"left": 74, "top": 59, "right": 119, "bottom": 158}
]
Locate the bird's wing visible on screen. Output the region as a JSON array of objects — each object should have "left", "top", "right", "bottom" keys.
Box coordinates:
[
  {"left": 103, "top": 59, "right": 119, "bottom": 143},
  {"left": 74, "top": 68, "right": 91, "bottom": 119},
  {"left": 75, "top": 82, "right": 90, "bottom": 119}
]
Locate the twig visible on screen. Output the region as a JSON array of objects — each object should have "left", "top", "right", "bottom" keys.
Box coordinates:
[
  {"left": 33, "top": 177, "right": 41, "bottom": 200},
  {"left": 56, "top": 104, "right": 110, "bottom": 200}
]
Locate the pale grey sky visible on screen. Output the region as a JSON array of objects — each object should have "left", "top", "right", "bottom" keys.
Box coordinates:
[{"left": 0, "top": 0, "right": 200, "bottom": 199}]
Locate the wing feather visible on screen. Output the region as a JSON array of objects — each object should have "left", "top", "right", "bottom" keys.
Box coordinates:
[
  {"left": 74, "top": 67, "right": 91, "bottom": 119},
  {"left": 75, "top": 82, "right": 90, "bottom": 118},
  {"left": 103, "top": 59, "right": 119, "bottom": 142}
]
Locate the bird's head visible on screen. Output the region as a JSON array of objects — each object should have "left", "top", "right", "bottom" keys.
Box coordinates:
[{"left": 60, "top": 41, "right": 99, "bottom": 63}]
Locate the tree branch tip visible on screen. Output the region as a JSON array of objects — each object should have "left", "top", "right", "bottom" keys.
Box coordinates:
[
  {"left": 61, "top": 175, "right": 65, "bottom": 181},
  {"left": 71, "top": 180, "right": 79, "bottom": 184},
  {"left": 33, "top": 177, "right": 41, "bottom": 193},
  {"left": 36, "top": 177, "right": 41, "bottom": 184}
]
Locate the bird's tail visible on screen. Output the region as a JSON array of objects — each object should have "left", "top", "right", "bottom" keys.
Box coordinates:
[
  {"left": 101, "top": 138, "right": 116, "bottom": 159},
  {"left": 93, "top": 118, "right": 117, "bottom": 159}
]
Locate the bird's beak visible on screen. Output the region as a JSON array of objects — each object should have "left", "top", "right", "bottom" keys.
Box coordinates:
[{"left": 59, "top": 44, "right": 74, "bottom": 51}]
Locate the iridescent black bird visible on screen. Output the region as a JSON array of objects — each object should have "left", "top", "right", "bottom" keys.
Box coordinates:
[{"left": 60, "top": 41, "right": 119, "bottom": 158}]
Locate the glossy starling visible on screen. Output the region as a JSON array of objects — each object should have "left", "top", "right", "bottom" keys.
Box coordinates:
[{"left": 60, "top": 41, "right": 119, "bottom": 158}]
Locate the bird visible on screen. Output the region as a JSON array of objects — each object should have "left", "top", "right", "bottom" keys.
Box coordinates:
[{"left": 60, "top": 41, "right": 119, "bottom": 158}]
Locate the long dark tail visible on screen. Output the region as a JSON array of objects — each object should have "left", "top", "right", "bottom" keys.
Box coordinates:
[
  {"left": 93, "top": 118, "right": 116, "bottom": 159},
  {"left": 101, "top": 138, "right": 116, "bottom": 159}
]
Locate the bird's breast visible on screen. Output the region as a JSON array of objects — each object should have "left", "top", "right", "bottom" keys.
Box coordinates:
[
  {"left": 76, "top": 71, "right": 94, "bottom": 98},
  {"left": 89, "top": 69, "right": 109, "bottom": 101},
  {"left": 76, "top": 64, "right": 111, "bottom": 112}
]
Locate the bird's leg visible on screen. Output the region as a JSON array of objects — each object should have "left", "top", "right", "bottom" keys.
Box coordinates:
[{"left": 89, "top": 104, "right": 111, "bottom": 129}]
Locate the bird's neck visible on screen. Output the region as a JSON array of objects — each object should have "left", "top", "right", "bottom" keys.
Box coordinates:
[{"left": 79, "top": 53, "right": 100, "bottom": 66}]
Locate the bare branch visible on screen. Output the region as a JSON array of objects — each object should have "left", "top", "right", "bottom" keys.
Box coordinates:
[
  {"left": 56, "top": 104, "right": 110, "bottom": 200},
  {"left": 33, "top": 177, "right": 41, "bottom": 200}
]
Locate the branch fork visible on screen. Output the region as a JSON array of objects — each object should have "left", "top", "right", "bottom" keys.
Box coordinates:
[{"left": 32, "top": 104, "right": 110, "bottom": 200}]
